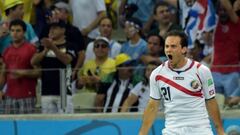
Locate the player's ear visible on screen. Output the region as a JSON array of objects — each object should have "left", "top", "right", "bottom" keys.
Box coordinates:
[{"left": 181, "top": 46, "right": 187, "bottom": 55}]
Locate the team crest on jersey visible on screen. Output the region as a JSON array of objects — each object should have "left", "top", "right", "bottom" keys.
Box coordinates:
[
  {"left": 173, "top": 76, "right": 184, "bottom": 80},
  {"left": 190, "top": 80, "right": 200, "bottom": 89}
]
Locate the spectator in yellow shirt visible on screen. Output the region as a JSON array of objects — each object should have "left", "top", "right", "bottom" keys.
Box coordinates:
[{"left": 77, "top": 36, "right": 116, "bottom": 92}]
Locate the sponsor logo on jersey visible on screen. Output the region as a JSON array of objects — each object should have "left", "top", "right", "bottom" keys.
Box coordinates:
[
  {"left": 173, "top": 76, "right": 184, "bottom": 80},
  {"left": 190, "top": 80, "right": 200, "bottom": 89},
  {"left": 208, "top": 79, "right": 213, "bottom": 86}
]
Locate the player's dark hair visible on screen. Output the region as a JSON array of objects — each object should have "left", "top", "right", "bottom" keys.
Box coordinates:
[{"left": 165, "top": 30, "right": 188, "bottom": 48}]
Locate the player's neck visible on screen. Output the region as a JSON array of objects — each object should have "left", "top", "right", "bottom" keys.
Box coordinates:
[{"left": 172, "top": 57, "right": 188, "bottom": 69}]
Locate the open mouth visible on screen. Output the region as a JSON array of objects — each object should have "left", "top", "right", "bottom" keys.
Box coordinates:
[{"left": 168, "top": 55, "right": 173, "bottom": 60}]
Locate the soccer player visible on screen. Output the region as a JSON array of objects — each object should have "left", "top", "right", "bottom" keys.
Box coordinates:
[{"left": 139, "top": 30, "right": 225, "bottom": 135}]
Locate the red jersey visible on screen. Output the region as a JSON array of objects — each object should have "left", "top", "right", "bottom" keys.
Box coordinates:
[
  {"left": 3, "top": 42, "right": 37, "bottom": 99},
  {"left": 211, "top": 20, "right": 240, "bottom": 73}
]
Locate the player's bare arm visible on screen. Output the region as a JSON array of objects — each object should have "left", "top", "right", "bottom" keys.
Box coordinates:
[
  {"left": 206, "top": 98, "right": 225, "bottom": 135},
  {"left": 139, "top": 98, "right": 160, "bottom": 135}
]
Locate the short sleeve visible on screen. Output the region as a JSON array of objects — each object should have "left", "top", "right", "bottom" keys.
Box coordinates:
[
  {"left": 95, "top": 0, "right": 106, "bottom": 12},
  {"left": 130, "top": 82, "right": 143, "bottom": 96},
  {"left": 66, "top": 42, "right": 77, "bottom": 60},
  {"left": 29, "top": 44, "right": 37, "bottom": 56},
  {"left": 198, "top": 65, "right": 215, "bottom": 99},
  {"left": 149, "top": 68, "right": 162, "bottom": 100},
  {"left": 84, "top": 42, "right": 94, "bottom": 62},
  {"left": 25, "top": 23, "right": 39, "bottom": 44}
]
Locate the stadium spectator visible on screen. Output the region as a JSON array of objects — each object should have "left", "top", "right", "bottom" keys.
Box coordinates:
[
  {"left": 200, "top": 31, "right": 214, "bottom": 67},
  {"left": 84, "top": 17, "right": 121, "bottom": 63},
  {"left": 187, "top": 40, "right": 204, "bottom": 62},
  {"left": 69, "top": 0, "right": 107, "bottom": 46},
  {"left": 141, "top": 33, "right": 166, "bottom": 65},
  {"left": 118, "top": 0, "right": 157, "bottom": 34},
  {"left": 0, "top": 0, "right": 38, "bottom": 54},
  {"left": 149, "top": 1, "right": 182, "bottom": 38},
  {"left": 0, "top": 19, "right": 39, "bottom": 114},
  {"left": 1, "top": 0, "right": 35, "bottom": 22},
  {"left": 40, "top": 1, "right": 85, "bottom": 80},
  {"left": 121, "top": 61, "right": 158, "bottom": 112},
  {"left": 121, "top": 17, "right": 147, "bottom": 62},
  {"left": 211, "top": 0, "right": 240, "bottom": 109},
  {"left": 77, "top": 37, "right": 116, "bottom": 112},
  {"left": 95, "top": 53, "right": 142, "bottom": 112},
  {"left": 32, "top": 0, "right": 55, "bottom": 37},
  {"left": 163, "top": 0, "right": 196, "bottom": 28},
  {"left": 77, "top": 37, "right": 116, "bottom": 91},
  {"left": 31, "top": 21, "right": 77, "bottom": 113}
]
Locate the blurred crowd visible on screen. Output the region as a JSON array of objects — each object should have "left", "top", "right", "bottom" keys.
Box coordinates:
[{"left": 0, "top": 0, "right": 239, "bottom": 114}]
